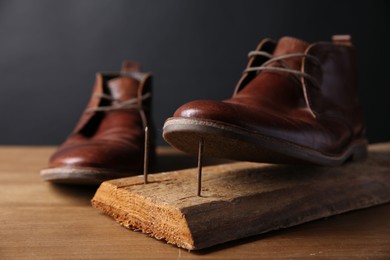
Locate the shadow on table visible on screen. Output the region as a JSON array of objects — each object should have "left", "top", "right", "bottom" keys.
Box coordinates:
[{"left": 48, "top": 183, "right": 99, "bottom": 206}]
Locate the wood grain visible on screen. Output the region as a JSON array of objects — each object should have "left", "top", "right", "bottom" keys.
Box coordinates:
[
  {"left": 92, "top": 143, "right": 390, "bottom": 250},
  {"left": 0, "top": 145, "right": 389, "bottom": 258}
]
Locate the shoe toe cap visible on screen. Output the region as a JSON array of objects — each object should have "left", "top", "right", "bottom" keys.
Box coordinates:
[
  {"left": 173, "top": 100, "right": 237, "bottom": 123},
  {"left": 48, "top": 141, "right": 143, "bottom": 171}
]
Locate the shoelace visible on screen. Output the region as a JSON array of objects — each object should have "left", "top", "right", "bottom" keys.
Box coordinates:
[
  {"left": 85, "top": 92, "right": 151, "bottom": 128},
  {"left": 85, "top": 92, "right": 151, "bottom": 113},
  {"left": 244, "top": 51, "right": 321, "bottom": 117}
]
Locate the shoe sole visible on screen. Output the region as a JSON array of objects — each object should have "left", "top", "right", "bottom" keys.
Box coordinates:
[
  {"left": 163, "top": 117, "right": 368, "bottom": 166},
  {"left": 40, "top": 167, "right": 137, "bottom": 185}
]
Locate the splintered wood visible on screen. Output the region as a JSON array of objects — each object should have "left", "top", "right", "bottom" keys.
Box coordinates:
[{"left": 91, "top": 143, "right": 390, "bottom": 250}]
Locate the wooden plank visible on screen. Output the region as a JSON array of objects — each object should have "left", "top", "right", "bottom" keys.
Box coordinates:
[{"left": 92, "top": 143, "right": 390, "bottom": 250}]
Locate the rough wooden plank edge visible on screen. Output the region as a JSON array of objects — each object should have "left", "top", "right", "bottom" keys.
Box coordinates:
[
  {"left": 91, "top": 181, "right": 195, "bottom": 249},
  {"left": 91, "top": 143, "right": 390, "bottom": 250}
]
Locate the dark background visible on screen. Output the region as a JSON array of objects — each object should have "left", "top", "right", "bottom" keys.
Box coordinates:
[{"left": 0, "top": 0, "right": 389, "bottom": 146}]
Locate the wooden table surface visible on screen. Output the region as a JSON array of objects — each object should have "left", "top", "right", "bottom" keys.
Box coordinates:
[{"left": 0, "top": 146, "right": 389, "bottom": 259}]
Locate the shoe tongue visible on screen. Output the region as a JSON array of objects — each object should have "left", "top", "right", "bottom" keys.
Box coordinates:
[
  {"left": 271, "top": 36, "right": 310, "bottom": 70},
  {"left": 107, "top": 77, "right": 139, "bottom": 102}
]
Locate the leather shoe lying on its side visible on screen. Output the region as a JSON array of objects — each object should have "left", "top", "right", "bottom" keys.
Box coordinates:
[
  {"left": 41, "top": 61, "right": 154, "bottom": 184},
  {"left": 163, "top": 35, "right": 367, "bottom": 166}
]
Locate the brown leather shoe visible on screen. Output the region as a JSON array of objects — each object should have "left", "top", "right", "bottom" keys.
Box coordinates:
[
  {"left": 163, "top": 36, "right": 367, "bottom": 166},
  {"left": 41, "top": 61, "right": 154, "bottom": 184}
]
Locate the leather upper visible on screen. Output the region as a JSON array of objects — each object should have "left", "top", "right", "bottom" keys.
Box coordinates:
[{"left": 173, "top": 36, "right": 366, "bottom": 155}]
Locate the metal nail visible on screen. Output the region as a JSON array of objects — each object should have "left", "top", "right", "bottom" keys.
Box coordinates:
[
  {"left": 143, "top": 126, "right": 149, "bottom": 184},
  {"left": 197, "top": 138, "right": 204, "bottom": 196}
]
